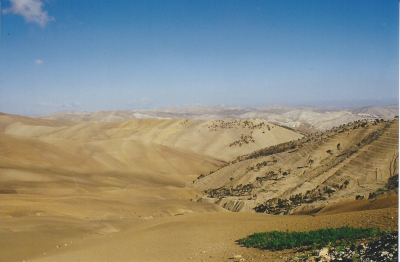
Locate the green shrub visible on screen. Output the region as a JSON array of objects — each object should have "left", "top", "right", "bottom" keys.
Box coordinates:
[{"left": 238, "top": 226, "right": 387, "bottom": 251}]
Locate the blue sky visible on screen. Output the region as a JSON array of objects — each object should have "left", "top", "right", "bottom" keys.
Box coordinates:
[{"left": 1, "top": 0, "right": 398, "bottom": 115}]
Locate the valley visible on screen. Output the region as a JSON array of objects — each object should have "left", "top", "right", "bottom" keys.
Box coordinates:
[{"left": 0, "top": 111, "right": 397, "bottom": 262}]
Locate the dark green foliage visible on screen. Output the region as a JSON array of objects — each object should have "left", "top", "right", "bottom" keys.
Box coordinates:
[
  {"left": 355, "top": 195, "right": 364, "bottom": 200},
  {"left": 204, "top": 183, "right": 254, "bottom": 198},
  {"left": 230, "top": 132, "right": 255, "bottom": 147},
  {"left": 237, "top": 140, "right": 299, "bottom": 161},
  {"left": 203, "top": 120, "right": 265, "bottom": 132},
  {"left": 255, "top": 180, "right": 348, "bottom": 215},
  {"left": 368, "top": 192, "right": 377, "bottom": 199},
  {"left": 238, "top": 226, "right": 388, "bottom": 251},
  {"left": 367, "top": 178, "right": 397, "bottom": 199},
  {"left": 324, "top": 187, "right": 335, "bottom": 194},
  {"left": 248, "top": 160, "right": 270, "bottom": 171},
  {"left": 386, "top": 174, "right": 399, "bottom": 190}
]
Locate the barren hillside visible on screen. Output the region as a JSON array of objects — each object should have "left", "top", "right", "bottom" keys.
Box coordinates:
[{"left": 192, "top": 119, "right": 399, "bottom": 214}]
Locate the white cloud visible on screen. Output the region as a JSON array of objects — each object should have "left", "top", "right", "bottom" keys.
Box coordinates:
[
  {"left": 3, "top": 0, "right": 54, "bottom": 27},
  {"left": 35, "top": 59, "right": 43, "bottom": 65}
]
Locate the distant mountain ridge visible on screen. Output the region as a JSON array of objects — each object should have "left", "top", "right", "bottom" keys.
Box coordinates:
[
  {"left": 352, "top": 105, "right": 399, "bottom": 118},
  {"left": 37, "top": 104, "right": 399, "bottom": 132}
]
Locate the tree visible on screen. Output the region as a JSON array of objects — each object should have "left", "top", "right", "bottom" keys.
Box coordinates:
[{"left": 337, "top": 143, "right": 341, "bottom": 151}]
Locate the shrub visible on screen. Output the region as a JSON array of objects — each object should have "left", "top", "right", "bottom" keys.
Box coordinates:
[
  {"left": 238, "top": 226, "right": 386, "bottom": 251},
  {"left": 386, "top": 174, "right": 399, "bottom": 190}
]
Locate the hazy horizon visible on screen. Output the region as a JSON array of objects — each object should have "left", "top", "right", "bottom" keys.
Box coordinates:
[
  {"left": 1, "top": 0, "right": 398, "bottom": 116},
  {"left": 15, "top": 101, "right": 397, "bottom": 119},
  {"left": 3, "top": 99, "right": 400, "bottom": 117}
]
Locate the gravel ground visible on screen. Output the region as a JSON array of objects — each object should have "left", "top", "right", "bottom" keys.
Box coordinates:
[{"left": 288, "top": 232, "right": 398, "bottom": 262}]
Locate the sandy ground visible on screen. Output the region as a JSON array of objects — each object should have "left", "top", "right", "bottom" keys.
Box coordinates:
[{"left": 1, "top": 197, "right": 397, "bottom": 262}]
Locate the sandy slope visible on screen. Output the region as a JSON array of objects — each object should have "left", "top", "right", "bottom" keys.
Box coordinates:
[
  {"left": 1, "top": 199, "right": 396, "bottom": 262},
  {"left": 0, "top": 113, "right": 302, "bottom": 261},
  {"left": 3, "top": 115, "right": 302, "bottom": 161}
]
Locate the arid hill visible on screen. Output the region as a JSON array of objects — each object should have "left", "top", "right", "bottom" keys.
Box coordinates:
[
  {"left": 192, "top": 119, "right": 399, "bottom": 214},
  {"left": 0, "top": 113, "right": 303, "bottom": 261},
  {"left": 37, "top": 104, "right": 399, "bottom": 132},
  {"left": 0, "top": 112, "right": 397, "bottom": 262}
]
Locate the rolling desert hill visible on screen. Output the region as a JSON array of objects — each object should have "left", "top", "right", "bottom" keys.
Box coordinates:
[
  {"left": 37, "top": 104, "right": 399, "bottom": 132},
  {"left": 0, "top": 112, "right": 398, "bottom": 262},
  {"left": 352, "top": 104, "right": 399, "bottom": 119},
  {"left": 0, "top": 113, "right": 304, "bottom": 261}
]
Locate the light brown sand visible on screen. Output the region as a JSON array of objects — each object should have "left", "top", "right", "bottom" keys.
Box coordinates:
[{"left": 1, "top": 202, "right": 397, "bottom": 262}]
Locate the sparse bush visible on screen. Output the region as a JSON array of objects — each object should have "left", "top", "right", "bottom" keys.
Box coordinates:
[
  {"left": 325, "top": 187, "right": 335, "bottom": 194},
  {"left": 386, "top": 174, "right": 399, "bottom": 190},
  {"left": 368, "top": 192, "right": 377, "bottom": 199},
  {"left": 355, "top": 195, "right": 364, "bottom": 200}
]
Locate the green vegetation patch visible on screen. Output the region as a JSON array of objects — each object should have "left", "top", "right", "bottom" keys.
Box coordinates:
[{"left": 238, "top": 226, "right": 388, "bottom": 251}]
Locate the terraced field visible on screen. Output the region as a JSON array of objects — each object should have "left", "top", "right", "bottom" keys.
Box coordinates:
[{"left": 193, "top": 120, "right": 399, "bottom": 214}]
